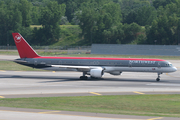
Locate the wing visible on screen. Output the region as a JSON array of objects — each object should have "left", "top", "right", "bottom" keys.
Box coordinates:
[{"left": 51, "top": 65, "right": 103, "bottom": 72}]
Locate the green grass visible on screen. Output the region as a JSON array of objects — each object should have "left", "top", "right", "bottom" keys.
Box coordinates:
[
  {"left": 2, "top": 50, "right": 180, "bottom": 59},
  {"left": 37, "top": 50, "right": 68, "bottom": 56},
  {"left": 0, "top": 61, "right": 41, "bottom": 71},
  {"left": 0, "top": 95, "right": 180, "bottom": 117},
  {"left": 53, "top": 25, "right": 82, "bottom": 46},
  {"left": 30, "top": 25, "right": 42, "bottom": 29},
  {"left": 0, "top": 50, "right": 18, "bottom": 55},
  {"left": 30, "top": 25, "right": 83, "bottom": 46}
]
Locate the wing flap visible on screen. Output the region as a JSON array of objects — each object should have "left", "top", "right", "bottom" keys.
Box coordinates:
[
  {"left": 51, "top": 65, "right": 90, "bottom": 69},
  {"left": 51, "top": 65, "right": 90, "bottom": 71}
]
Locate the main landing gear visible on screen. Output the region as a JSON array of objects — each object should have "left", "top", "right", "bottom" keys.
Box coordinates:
[
  {"left": 156, "top": 72, "right": 162, "bottom": 81},
  {"left": 80, "top": 72, "right": 88, "bottom": 80}
]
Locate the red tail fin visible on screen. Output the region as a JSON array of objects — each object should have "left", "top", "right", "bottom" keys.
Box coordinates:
[{"left": 12, "top": 33, "right": 39, "bottom": 58}]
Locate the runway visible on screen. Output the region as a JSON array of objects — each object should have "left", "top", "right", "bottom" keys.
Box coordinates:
[
  {"left": 0, "top": 66, "right": 180, "bottom": 96},
  {"left": 0, "top": 59, "right": 180, "bottom": 120}
]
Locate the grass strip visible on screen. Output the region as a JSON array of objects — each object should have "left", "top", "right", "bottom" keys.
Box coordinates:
[
  {"left": 0, "top": 95, "right": 180, "bottom": 117},
  {"left": 0, "top": 61, "right": 41, "bottom": 71},
  {"left": 1, "top": 50, "right": 180, "bottom": 59},
  {"left": 0, "top": 51, "right": 18, "bottom": 55}
]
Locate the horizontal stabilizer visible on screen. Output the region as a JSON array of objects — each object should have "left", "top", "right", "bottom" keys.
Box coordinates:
[{"left": 13, "top": 60, "right": 28, "bottom": 63}]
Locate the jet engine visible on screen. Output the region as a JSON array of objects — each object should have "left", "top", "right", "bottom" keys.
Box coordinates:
[{"left": 90, "top": 69, "right": 103, "bottom": 78}]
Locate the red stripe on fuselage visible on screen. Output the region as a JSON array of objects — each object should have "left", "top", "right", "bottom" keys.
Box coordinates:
[{"left": 35, "top": 56, "right": 165, "bottom": 61}]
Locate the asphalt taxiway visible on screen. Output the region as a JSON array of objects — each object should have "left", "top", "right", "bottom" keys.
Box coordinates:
[
  {"left": 0, "top": 58, "right": 180, "bottom": 120},
  {"left": 0, "top": 107, "right": 180, "bottom": 120},
  {"left": 0, "top": 68, "right": 180, "bottom": 96}
]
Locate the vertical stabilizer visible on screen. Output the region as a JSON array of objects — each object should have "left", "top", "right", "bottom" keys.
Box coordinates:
[{"left": 12, "top": 33, "right": 39, "bottom": 58}]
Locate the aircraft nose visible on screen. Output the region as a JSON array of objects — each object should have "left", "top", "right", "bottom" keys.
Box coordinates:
[{"left": 172, "top": 67, "right": 177, "bottom": 72}]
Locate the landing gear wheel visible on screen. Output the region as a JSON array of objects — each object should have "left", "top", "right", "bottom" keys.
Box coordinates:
[
  {"left": 156, "top": 72, "right": 162, "bottom": 82},
  {"left": 156, "top": 78, "right": 160, "bottom": 81},
  {"left": 79, "top": 72, "right": 88, "bottom": 80},
  {"left": 80, "top": 76, "right": 88, "bottom": 80}
]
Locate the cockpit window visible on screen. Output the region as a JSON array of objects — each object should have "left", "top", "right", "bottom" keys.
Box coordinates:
[{"left": 166, "top": 64, "right": 172, "bottom": 67}]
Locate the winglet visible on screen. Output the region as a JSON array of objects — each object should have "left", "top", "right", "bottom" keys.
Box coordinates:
[{"left": 12, "top": 33, "right": 39, "bottom": 58}]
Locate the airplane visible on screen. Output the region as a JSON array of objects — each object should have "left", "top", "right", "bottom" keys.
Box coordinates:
[{"left": 12, "top": 33, "right": 177, "bottom": 81}]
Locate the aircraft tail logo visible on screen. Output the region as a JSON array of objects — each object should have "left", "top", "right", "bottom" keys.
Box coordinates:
[
  {"left": 12, "top": 33, "right": 39, "bottom": 58},
  {"left": 14, "top": 35, "right": 22, "bottom": 43}
]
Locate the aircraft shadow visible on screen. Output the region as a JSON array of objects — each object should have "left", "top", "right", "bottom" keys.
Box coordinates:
[
  {"left": 0, "top": 74, "right": 172, "bottom": 83},
  {"left": 41, "top": 78, "right": 171, "bottom": 83}
]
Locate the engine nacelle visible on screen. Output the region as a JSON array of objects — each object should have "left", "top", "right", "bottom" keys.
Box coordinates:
[
  {"left": 109, "top": 71, "right": 122, "bottom": 76},
  {"left": 90, "top": 69, "right": 103, "bottom": 78}
]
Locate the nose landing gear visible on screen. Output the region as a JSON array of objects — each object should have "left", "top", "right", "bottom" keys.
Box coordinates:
[{"left": 156, "top": 72, "right": 162, "bottom": 81}]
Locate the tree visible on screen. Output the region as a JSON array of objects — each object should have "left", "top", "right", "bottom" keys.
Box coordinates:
[
  {"left": 135, "top": 6, "right": 157, "bottom": 26},
  {"left": 146, "top": 2, "right": 180, "bottom": 45},
  {"left": 56, "top": 0, "right": 87, "bottom": 23},
  {"left": 123, "top": 6, "right": 157, "bottom": 26},
  {"left": 119, "top": 0, "right": 151, "bottom": 23},
  {"left": 0, "top": 1, "right": 23, "bottom": 45},
  {"left": 35, "top": 1, "right": 66, "bottom": 45},
  {"left": 121, "top": 23, "right": 142, "bottom": 44},
  {"left": 19, "top": 0, "right": 32, "bottom": 27},
  {"left": 31, "top": 6, "right": 40, "bottom": 25},
  {"left": 78, "top": 1, "right": 122, "bottom": 44},
  {"left": 153, "top": 0, "right": 177, "bottom": 9},
  {"left": 146, "top": 15, "right": 176, "bottom": 45}
]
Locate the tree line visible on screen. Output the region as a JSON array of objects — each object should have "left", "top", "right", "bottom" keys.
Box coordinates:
[{"left": 0, "top": 0, "right": 180, "bottom": 46}]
